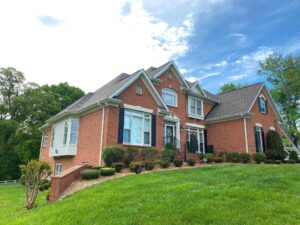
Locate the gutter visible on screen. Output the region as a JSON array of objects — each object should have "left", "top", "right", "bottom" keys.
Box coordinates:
[{"left": 205, "top": 112, "right": 253, "bottom": 124}]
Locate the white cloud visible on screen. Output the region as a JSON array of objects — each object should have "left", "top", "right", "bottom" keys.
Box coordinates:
[
  {"left": 229, "top": 33, "right": 248, "bottom": 47},
  {"left": 186, "top": 76, "right": 198, "bottom": 83},
  {"left": 229, "top": 74, "right": 248, "bottom": 81},
  {"left": 0, "top": 0, "right": 193, "bottom": 92},
  {"left": 205, "top": 60, "right": 228, "bottom": 69},
  {"left": 199, "top": 72, "right": 220, "bottom": 80}
]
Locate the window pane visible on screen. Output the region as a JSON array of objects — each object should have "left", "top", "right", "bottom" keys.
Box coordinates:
[
  {"left": 163, "top": 89, "right": 177, "bottom": 106},
  {"left": 123, "top": 129, "right": 130, "bottom": 143},
  {"left": 124, "top": 113, "right": 131, "bottom": 129},
  {"left": 196, "top": 100, "right": 202, "bottom": 116},
  {"left": 131, "top": 115, "right": 142, "bottom": 144},
  {"left": 63, "top": 122, "right": 68, "bottom": 145},
  {"left": 70, "top": 120, "right": 78, "bottom": 144},
  {"left": 144, "top": 118, "right": 150, "bottom": 132},
  {"left": 144, "top": 132, "right": 150, "bottom": 145}
]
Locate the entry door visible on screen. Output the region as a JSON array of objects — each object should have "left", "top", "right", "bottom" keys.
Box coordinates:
[{"left": 165, "top": 124, "right": 175, "bottom": 145}]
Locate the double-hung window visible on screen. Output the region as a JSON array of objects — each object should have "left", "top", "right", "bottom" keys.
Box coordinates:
[
  {"left": 188, "top": 96, "right": 203, "bottom": 118},
  {"left": 70, "top": 120, "right": 79, "bottom": 145},
  {"left": 259, "top": 95, "right": 266, "bottom": 113},
  {"left": 123, "top": 110, "right": 151, "bottom": 146},
  {"left": 162, "top": 88, "right": 177, "bottom": 107},
  {"left": 51, "top": 127, "right": 55, "bottom": 148},
  {"left": 55, "top": 163, "right": 62, "bottom": 175},
  {"left": 63, "top": 121, "right": 68, "bottom": 145}
]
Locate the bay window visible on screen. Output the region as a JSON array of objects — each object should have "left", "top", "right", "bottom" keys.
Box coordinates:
[
  {"left": 123, "top": 110, "right": 151, "bottom": 146},
  {"left": 188, "top": 96, "right": 203, "bottom": 118},
  {"left": 70, "top": 120, "right": 79, "bottom": 145}
]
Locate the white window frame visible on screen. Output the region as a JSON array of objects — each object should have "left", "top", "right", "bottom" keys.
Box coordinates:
[
  {"left": 256, "top": 127, "right": 264, "bottom": 152},
  {"left": 69, "top": 119, "right": 79, "bottom": 145},
  {"left": 162, "top": 88, "right": 178, "bottom": 107},
  {"left": 188, "top": 96, "right": 204, "bottom": 119},
  {"left": 186, "top": 127, "right": 205, "bottom": 153},
  {"left": 259, "top": 94, "right": 267, "bottom": 113},
  {"left": 55, "top": 163, "right": 62, "bottom": 175},
  {"left": 42, "top": 132, "right": 48, "bottom": 148},
  {"left": 136, "top": 85, "right": 143, "bottom": 95},
  {"left": 123, "top": 109, "right": 152, "bottom": 147},
  {"left": 63, "top": 121, "right": 68, "bottom": 146}
]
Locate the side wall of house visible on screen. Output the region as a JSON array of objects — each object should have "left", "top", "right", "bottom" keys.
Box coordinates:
[
  {"left": 246, "top": 89, "right": 280, "bottom": 154},
  {"left": 206, "top": 119, "right": 246, "bottom": 155},
  {"left": 40, "top": 109, "right": 103, "bottom": 173}
]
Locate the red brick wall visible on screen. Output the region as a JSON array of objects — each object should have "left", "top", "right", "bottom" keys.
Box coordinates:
[
  {"left": 246, "top": 89, "right": 280, "bottom": 154},
  {"left": 206, "top": 119, "right": 246, "bottom": 155}
]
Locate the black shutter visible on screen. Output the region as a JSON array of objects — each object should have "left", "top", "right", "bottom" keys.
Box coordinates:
[
  {"left": 261, "top": 128, "right": 265, "bottom": 151},
  {"left": 118, "top": 108, "right": 124, "bottom": 144},
  {"left": 151, "top": 115, "right": 156, "bottom": 146},
  {"left": 265, "top": 100, "right": 268, "bottom": 114},
  {"left": 258, "top": 97, "right": 261, "bottom": 112},
  {"left": 204, "top": 129, "right": 208, "bottom": 153},
  {"left": 254, "top": 126, "right": 259, "bottom": 152}
]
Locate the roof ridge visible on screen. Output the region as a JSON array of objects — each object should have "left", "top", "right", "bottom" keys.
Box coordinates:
[{"left": 217, "top": 82, "right": 264, "bottom": 96}]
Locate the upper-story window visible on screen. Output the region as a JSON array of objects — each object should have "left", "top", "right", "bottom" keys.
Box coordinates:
[
  {"left": 63, "top": 121, "right": 68, "bottom": 145},
  {"left": 51, "top": 127, "right": 55, "bottom": 148},
  {"left": 123, "top": 109, "right": 151, "bottom": 146},
  {"left": 188, "top": 96, "right": 203, "bottom": 118},
  {"left": 42, "top": 132, "right": 48, "bottom": 148},
  {"left": 70, "top": 120, "right": 79, "bottom": 145},
  {"left": 259, "top": 95, "right": 267, "bottom": 113},
  {"left": 162, "top": 88, "right": 177, "bottom": 107},
  {"left": 136, "top": 85, "right": 143, "bottom": 95}
]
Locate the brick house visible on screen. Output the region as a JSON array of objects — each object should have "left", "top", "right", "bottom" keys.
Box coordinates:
[{"left": 39, "top": 61, "right": 283, "bottom": 175}]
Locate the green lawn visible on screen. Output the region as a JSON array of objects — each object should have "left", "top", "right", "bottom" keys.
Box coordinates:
[{"left": 1, "top": 164, "right": 300, "bottom": 225}]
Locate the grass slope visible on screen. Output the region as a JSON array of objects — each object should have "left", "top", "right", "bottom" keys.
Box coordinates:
[{"left": 1, "top": 164, "right": 300, "bottom": 225}]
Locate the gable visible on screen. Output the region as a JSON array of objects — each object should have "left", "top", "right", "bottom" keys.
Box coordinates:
[{"left": 190, "top": 83, "right": 207, "bottom": 97}]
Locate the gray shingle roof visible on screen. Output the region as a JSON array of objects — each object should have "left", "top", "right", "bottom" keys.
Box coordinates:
[
  {"left": 145, "top": 61, "right": 171, "bottom": 78},
  {"left": 205, "top": 83, "right": 264, "bottom": 120}
]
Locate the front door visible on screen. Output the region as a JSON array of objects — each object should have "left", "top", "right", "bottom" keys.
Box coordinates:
[{"left": 165, "top": 124, "right": 175, "bottom": 146}]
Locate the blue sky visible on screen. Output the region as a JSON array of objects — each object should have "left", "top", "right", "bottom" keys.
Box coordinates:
[{"left": 0, "top": 0, "right": 299, "bottom": 94}]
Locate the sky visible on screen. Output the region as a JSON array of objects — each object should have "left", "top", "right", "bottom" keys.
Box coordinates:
[{"left": 0, "top": 0, "right": 299, "bottom": 94}]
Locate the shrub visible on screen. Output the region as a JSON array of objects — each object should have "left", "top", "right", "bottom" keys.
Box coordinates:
[
  {"left": 265, "top": 159, "right": 273, "bottom": 164},
  {"left": 103, "top": 146, "right": 125, "bottom": 167},
  {"left": 266, "top": 130, "right": 285, "bottom": 161},
  {"left": 226, "top": 152, "right": 241, "bottom": 163},
  {"left": 20, "top": 175, "right": 25, "bottom": 185},
  {"left": 129, "top": 162, "right": 143, "bottom": 173},
  {"left": 160, "top": 160, "right": 170, "bottom": 168},
  {"left": 206, "top": 145, "right": 214, "bottom": 154},
  {"left": 173, "top": 158, "right": 183, "bottom": 167},
  {"left": 274, "top": 160, "right": 281, "bottom": 164},
  {"left": 124, "top": 147, "right": 138, "bottom": 167},
  {"left": 39, "top": 179, "right": 51, "bottom": 191},
  {"left": 161, "top": 148, "right": 176, "bottom": 162},
  {"left": 80, "top": 169, "right": 99, "bottom": 180},
  {"left": 288, "top": 160, "right": 296, "bottom": 164},
  {"left": 187, "top": 159, "right": 196, "bottom": 166},
  {"left": 165, "top": 142, "right": 175, "bottom": 150},
  {"left": 240, "top": 153, "right": 251, "bottom": 163},
  {"left": 218, "top": 151, "right": 226, "bottom": 160},
  {"left": 252, "top": 153, "right": 266, "bottom": 164},
  {"left": 144, "top": 161, "right": 155, "bottom": 170},
  {"left": 92, "top": 166, "right": 105, "bottom": 171},
  {"left": 112, "top": 162, "right": 124, "bottom": 172},
  {"left": 141, "top": 148, "right": 159, "bottom": 161},
  {"left": 289, "top": 150, "right": 299, "bottom": 162},
  {"left": 204, "top": 153, "right": 214, "bottom": 163},
  {"left": 100, "top": 168, "right": 116, "bottom": 176},
  {"left": 214, "top": 157, "right": 223, "bottom": 163}
]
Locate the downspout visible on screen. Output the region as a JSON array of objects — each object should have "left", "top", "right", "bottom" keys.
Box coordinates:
[
  {"left": 99, "top": 106, "right": 105, "bottom": 165},
  {"left": 244, "top": 118, "right": 249, "bottom": 153}
]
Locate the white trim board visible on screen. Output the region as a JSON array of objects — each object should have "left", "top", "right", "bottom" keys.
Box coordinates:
[
  {"left": 123, "top": 104, "right": 153, "bottom": 114},
  {"left": 186, "top": 122, "right": 205, "bottom": 129}
]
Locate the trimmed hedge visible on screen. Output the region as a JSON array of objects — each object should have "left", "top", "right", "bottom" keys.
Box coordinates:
[
  {"left": 129, "top": 162, "right": 143, "bottom": 173},
  {"left": 173, "top": 158, "right": 183, "bottom": 167},
  {"left": 112, "top": 162, "right": 124, "bottom": 172},
  {"left": 103, "top": 146, "right": 125, "bottom": 167},
  {"left": 100, "top": 168, "right": 116, "bottom": 176},
  {"left": 240, "top": 153, "right": 251, "bottom": 163},
  {"left": 187, "top": 159, "right": 196, "bottom": 166},
  {"left": 92, "top": 166, "right": 105, "bottom": 171},
  {"left": 202, "top": 153, "right": 214, "bottom": 163},
  {"left": 144, "top": 161, "right": 155, "bottom": 170},
  {"left": 252, "top": 153, "right": 266, "bottom": 164},
  {"left": 289, "top": 151, "right": 299, "bottom": 162},
  {"left": 164, "top": 142, "right": 175, "bottom": 150},
  {"left": 265, "top": 159, "right": 273, "bottom": 164},
  {"left": 160, "top": 160, "right": 170, "bottom": 168},
  {"left": 214, "top": 157, "right": 223, "bottom": 163},
  {"left": 274, "top": 160, "right": 281, "bottom": 164},
  {"left": 226, "top": 152, "right": 240, "bottom": 163},
  {"left": 161, "top": 148, "right": 176, "bottom": 162},
  {"left": 81, "top": 169, "right": 99, "bottom": 180}
]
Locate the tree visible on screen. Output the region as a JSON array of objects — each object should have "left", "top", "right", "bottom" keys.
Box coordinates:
[
  {"left": 41, "top": 82, "right": 84, "bottom": 111},
  {"left": 0, "top": 67, "right": 25, "bottom": 119},
  {"left": 19, "top": 160, "right": 51, "bottom": 209},
  {"left": 218, "top": 83, "right": 248, "bottom": 94},
  {"left": 258, "top": 53, "right": 300, "bottom": 133},
  {"left": 265, "top": 130, "right": 285, "bottom": 161}
]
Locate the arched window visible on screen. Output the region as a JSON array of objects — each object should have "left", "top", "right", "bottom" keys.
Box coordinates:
[
  {"left": 162, "top": 88, "right": 177, "bottom": 107},
  {"left": 259, "top": 95, "right": 267, "bottom": 113}
]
